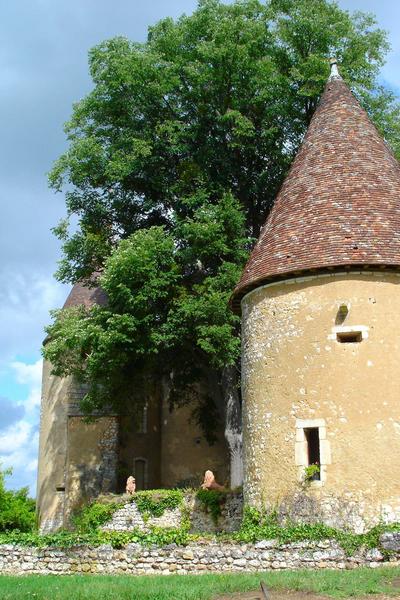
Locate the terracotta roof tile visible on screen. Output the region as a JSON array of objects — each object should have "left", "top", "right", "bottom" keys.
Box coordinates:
[
  {"left": 63, "top": 279, "right": 107, "bottom": 309},
  {"left": 232, "top": 73, "right": 400, "bottom": 312}
]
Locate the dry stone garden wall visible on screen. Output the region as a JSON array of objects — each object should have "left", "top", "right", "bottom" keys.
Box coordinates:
[
  {"left": 1, "top": 538, "right": 399, "bottom": 575},
  {"left": 5, "top": 489, "right": 400, "bottom": 576}
]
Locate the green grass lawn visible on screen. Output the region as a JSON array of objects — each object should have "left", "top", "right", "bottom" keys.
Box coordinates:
[{"left": 0, "top": 567, "right": 400, "bottom": 599}]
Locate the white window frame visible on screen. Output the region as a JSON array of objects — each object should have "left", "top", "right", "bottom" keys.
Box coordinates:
[{"left": 295, "top": 418, "right": 331, "bottom": 487}]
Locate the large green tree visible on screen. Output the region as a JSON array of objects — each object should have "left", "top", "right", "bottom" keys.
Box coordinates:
[{"left": 44, "top": 0, "right": 400, "bottom": 485}]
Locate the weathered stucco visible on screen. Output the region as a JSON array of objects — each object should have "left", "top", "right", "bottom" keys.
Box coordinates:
[
  {"left": 37, "top": 361, "right": 120, "bottom": 532},
  {"left": 36, "top": 360, "right": 70, "bottom": 533},
  {"left": 160, "top": 398, "right": 229, "bottom": 489},
  {"left": 37, "top": 361, "right": 118, "bottom": 533},
  {"left": 241, "top": 271, "right": 400, "bottom": 532}
]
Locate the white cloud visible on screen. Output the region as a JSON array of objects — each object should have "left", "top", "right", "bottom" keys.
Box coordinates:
[
  {"left": 11, "top": 359, "right": 42, "bottom": 415},
  {"left": 0, "top": 419, "right": 39, "bottom": 494},
  {"left": 0, "top": 428, "right": 39, "bottom": 494},
  {"left": 0, "top": 271, "right": 61, "bottom": 497},
  {"left": 11, "top": 359, "right": 42, "bottom": 387},
  {"left": 0, "top": 266, "right": 69, "bottom": 499},
  {"left": 0, "top": 358, "right": 45, "bottom": 496},
  {"left": 0, "top": 420, "right": 32, "bottom": 453},
  {"left": 0, "top": 271, "right": 68, "bottom": 367}
]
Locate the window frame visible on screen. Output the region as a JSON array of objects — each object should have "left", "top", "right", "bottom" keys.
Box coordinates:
[{"left": 295, "top": 419, "right": 331, "bottom": 486}]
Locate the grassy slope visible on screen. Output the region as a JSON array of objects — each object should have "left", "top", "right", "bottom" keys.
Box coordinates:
[{"left": 0, "top": 567, "right": 400, "bottom": 599}]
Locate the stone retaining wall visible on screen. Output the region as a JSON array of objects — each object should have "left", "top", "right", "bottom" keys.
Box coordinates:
[
  {"left": 0, "top": 539, "right": 398, "bottom": 575},
  {"left": 99, "top": 492, "right": 243, "bottom": 534}
]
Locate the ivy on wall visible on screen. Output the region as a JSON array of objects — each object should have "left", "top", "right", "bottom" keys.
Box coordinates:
[
  {"left": 196, "top": 489, "right": 228, "bottom": 524},
  {"left": 134, "top": 490, "right": 184, "bottom": 519},
  {"left": 73, "top": 502, "right": 121, "bottom": 533},
  {"left": 2, "top": 516, "right": 400, "bottom": 556},
  {"left": 4, "top": 490, "right": 400, "bottom": 555},
  {"left": 232, "top": 507, "right": 400, "bottom": 557},
  {"left": 72, "top": 489, "right": 185, "bottom": 532}
]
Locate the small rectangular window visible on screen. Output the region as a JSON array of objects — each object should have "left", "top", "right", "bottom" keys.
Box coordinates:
[
  {"left": 304, "top": 428, "right": 321, "bottom": 480},
  {"left": 135, "top": 403, "right": 148, "bottom": 434},
  {"left": 55, "top": 486, "right": 65, "bottom": 492},
  {"left": 336, "top": 331, "right": 362, "bottom": 343}
]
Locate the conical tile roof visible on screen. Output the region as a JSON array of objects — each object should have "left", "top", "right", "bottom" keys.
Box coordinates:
[
  {"left": 63, "top": 277, "right": 107, "bottom": 309},
  {"left": 232, "top": 66, "right": 400, "bottom": 312}
]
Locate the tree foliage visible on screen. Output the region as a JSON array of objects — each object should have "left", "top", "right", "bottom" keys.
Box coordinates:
[
  {"left": 0, "top": 467, "right": 36, "bottom": 532},
  {"left": 44, "top": 0, "right": 400, "bottom": 428}
]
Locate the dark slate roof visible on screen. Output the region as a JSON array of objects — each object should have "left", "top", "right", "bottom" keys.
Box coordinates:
[{"left": 231, "top": 71, "right": 400, "bottom": 312}]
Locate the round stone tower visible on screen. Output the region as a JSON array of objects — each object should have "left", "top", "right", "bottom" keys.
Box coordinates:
[{"left": 232, "top": 62, "right": 400, "bottom": 533}]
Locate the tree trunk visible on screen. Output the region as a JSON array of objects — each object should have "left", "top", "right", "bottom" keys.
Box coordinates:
[{"left": 221, "top": 365, "right": 243, "bottom": 488}]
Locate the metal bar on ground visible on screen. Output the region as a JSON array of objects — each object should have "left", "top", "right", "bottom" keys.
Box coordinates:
[{"left": 260, "top": 581, "right": 269, "bottom": 599}]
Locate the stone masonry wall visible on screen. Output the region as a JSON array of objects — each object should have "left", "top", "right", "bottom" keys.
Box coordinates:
[
  {"left": 0, "top": 538, "right": 398, "bottom": 575},
  {"left": 99, "top": 492, "right": 243, "bottom": 534},
  {"left": 64, "top": 417, "right": 119, "bottom": 526}
]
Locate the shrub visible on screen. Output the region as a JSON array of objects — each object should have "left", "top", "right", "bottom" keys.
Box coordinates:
[
  {"left": 304, "top": 464, "right": 320, "bottom": 482},
  {"left": 73, "top": 501, "right": 121, "bottom": 533},
  {"left": 196, "top": 489, "right": 227, "bottom": 524},
  {"left": 134, "top": 489, "right": 184, "bottom": 519},
  {"left": 0, "top": 467, "right": 36, "bottom": 532}
]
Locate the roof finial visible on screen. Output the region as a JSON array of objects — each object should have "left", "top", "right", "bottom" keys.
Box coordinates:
[{"left": 329, "top": 57, "right": 341, "bottom": 81}]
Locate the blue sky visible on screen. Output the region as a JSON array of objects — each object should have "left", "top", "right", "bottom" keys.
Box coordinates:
[{"left": 0, "top": 0, "right": 399, "bottom": 496}]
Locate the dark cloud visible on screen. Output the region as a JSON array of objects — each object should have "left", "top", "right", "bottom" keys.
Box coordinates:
[{"left": 0, "top": 397, "right": 25, "bottom": 430}]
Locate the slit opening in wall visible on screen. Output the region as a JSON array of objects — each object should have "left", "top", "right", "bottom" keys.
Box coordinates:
[
  {"left": 134, "top": 458, "right": 147, "bottom": 491},
  {"left": 336, "top": 331, "right": 362, "bottom": 344},
  {"left": 55, "top": 486, "right": 65, "bottom": 492},
  {"left": 304, "top": 428, "right": 321, "bottom": 480}
]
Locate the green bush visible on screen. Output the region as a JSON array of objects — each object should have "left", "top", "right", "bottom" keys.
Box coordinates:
[
  {"left": 304, "top": 464, "right": 320, "bottom": 482},
  {"left": 234, "top": 506, "right": 400, "bottom": 556},
  {"left": 0, "top": 467, "right": 35, "bottom": 532},
  {"left": 134, "top": 489, "right": 184, "bottom": 519},
  {"left": 72, "top": 489, "right": 185, "bottom": 535},
  {"left": 73, "top": 502, "right": 121, "bottom": 533},
  {"left": 0, "top": 526, "right": 195, "bottom": 549},
  {"left": 196, "top": 489, "right": 227, "bottom": 524}
]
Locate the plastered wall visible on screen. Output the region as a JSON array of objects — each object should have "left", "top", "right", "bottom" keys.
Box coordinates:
[
  {"left": 36, "top": 361, "right": 70, "bottom": 533},
  {"left": 119, "top": 393, "right": 229, "bottom": 491},
  {"left": 160, "top": 398, "right": 229, "bottom": 488},
  {"left": 241, "top": 271, "right": 400, "bottom": 532},
  {"left": 118, "top": 392, "right": 162, "bottom": 491}
]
